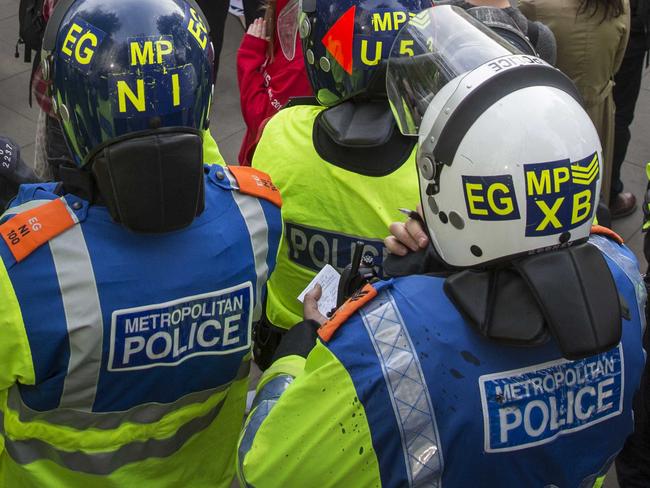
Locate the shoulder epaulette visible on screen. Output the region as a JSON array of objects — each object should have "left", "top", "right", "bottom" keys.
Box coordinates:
[
  {"left": 590, "top": 225, "right": 624, "bottom": 245},
  {"left": 0, "top": 199, "right": 77, "bottom": 263},
  {"left": 318, "top": 283, "right": 378, "bottom": 342},
  {"left": 227, "top": 166, "right": 282, "bottom": 208}
]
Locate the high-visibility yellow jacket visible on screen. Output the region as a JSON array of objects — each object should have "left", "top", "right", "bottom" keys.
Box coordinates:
[
  {"left": 252, "top": 104, "right": 420, "bottom": 329},
  {"left": 0, "top": 164, "right": 282, "bottom": 487}
]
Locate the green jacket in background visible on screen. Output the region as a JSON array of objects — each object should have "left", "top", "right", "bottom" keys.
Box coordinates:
[{"left": 519, "top": 0, "right": 630, "bottom": 201}]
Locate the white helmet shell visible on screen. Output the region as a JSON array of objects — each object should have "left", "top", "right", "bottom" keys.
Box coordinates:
[{"left": 419, "top": 82, "right": 602, "bottom": 267}]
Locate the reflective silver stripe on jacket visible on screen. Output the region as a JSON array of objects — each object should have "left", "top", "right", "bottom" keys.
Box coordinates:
[
  {"left": 7, "top": 359, "right": 250, "bottom": 430},
  {"left": 225, "top": 169, "right": 270, "bottom": 322},
  {"left": 0, "top": 199, "right": 53, "bottom": 220},
  {"left": 0, "top": 396, "right": 226, "bottom": 475},
  {"left": 48, "top": 221, "right": 102, "bottom": 410},
  {"left": 237, "top": 374, "right": 295, "bottom": 487},
  {"left": 360, "top": 291, "right": 444, "bottom": 487}
]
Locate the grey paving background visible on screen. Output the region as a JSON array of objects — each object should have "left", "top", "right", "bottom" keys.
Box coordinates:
[{"left": 0, "top": 1, "right": 647, "bottom": 486}]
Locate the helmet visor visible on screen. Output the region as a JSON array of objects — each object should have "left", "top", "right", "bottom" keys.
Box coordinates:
[
  {"left": 386, "top": 5, "right": 519, "bottom": 135},
  {"left": 277, "top": 0, "right": 301, "bottom": 61}
]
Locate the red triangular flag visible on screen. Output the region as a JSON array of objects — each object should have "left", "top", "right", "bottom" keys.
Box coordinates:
[{"left": 321, "top": 5, "right": 356, "bottom": 75}]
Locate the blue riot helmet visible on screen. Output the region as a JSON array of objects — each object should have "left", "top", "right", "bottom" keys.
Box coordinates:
[
  {"left": 299, "top": 0, "right": 433, "bottom": 106},
  {"left": 41, "top": 0, "right": 214, "bottom": 233}
]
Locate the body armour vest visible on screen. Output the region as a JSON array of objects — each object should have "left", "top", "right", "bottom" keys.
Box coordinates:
[
  {"left": 253, "top": 104, "right": 420, "bottom": 329},
  {"left": 325, "top": 235, "right": 646, "bottom": 487}
]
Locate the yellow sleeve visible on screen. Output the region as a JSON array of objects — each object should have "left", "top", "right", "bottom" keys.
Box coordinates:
[
  {"left": 256, "top": 354, "right": 306, "bottom": 392},
  {"left": 202, "top": 129, "right": 226, "bottom": 166},
  {"left": 0, "top": 260, "right": 35, "bottom": 389},
  {"left": 238, "top": 343, "right": 382, "bottom": 488}
]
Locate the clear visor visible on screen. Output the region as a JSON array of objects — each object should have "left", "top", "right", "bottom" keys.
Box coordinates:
[
  {"left": 277, "top": 0, "right": 301, "bottom": 61},
  {"left": 387, "top": 5, "right": 520, "bottom": 136}
]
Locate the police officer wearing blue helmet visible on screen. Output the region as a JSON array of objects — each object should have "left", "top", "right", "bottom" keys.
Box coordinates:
[
  {"left": 237, "top": 8, "right": 646, "bottom": 487},
  {"left": 0, "top": 0, "right": 281, "bottom": 486},
  {"left": 250, "top": 0, "right": 432, "bottom": 369}
]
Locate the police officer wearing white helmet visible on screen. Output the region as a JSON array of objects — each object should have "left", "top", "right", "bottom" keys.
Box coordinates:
[{"left": 238, "top": 7, "right": 646, "bottom": 486}]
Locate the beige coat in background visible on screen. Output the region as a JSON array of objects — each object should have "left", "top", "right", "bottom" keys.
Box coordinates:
[{"left": 519, "top": 0, "right": 630, "bottom": 201}]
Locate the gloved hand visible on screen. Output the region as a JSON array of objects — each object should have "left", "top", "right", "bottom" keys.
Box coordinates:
[
  {"left": 271, "top": 285, "right": 326, "bottom": 362},
  {"left": 0, "top": 136, "right": 40, "bottom": 209}
]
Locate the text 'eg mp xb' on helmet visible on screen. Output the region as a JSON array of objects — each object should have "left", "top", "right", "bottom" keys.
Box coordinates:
[
  {"left": 387, "top": 6, "right": 600, "bottom": 268},
  {"left": 41, "top": 0, "right": 214, "bottom": 166},
  {"left": 299, "top": 0, "right": 433, "bottom": 106}
]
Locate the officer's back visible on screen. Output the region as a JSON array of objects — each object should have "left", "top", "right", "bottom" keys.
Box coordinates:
[
  {"left": 0, "top": 165, "right": 280, "bottom": 486},
  {"left": 0, "top": 0, "right": 282, "bottom": 486},
  {"left": 321, "top": 234, "right": 645, "bottom": 486}
]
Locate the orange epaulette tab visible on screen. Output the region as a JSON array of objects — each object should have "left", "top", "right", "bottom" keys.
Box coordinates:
[
  {"left": 318, "top": 283, "right": 378, "bottom": 342},
  {"left": 0, "top": 199, "right": 76, "bottom": 263},
  {"left": 590, "top": 225, "right": 624, "bottom": 245},
  {"left": 228, "top": 166, "right": 282, "bottom": 208}
]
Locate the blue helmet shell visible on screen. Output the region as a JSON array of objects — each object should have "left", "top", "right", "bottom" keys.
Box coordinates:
[
  {"left": 46, "top": 0, "right": 214, "bottom": 165},
  {"left": 300, "top": 0, "right": 432, "bottom": 106}
]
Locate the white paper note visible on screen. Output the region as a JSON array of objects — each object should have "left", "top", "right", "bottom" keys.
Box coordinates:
[{"left": 297, "top": 264, "right": 341, "bottom": 318}]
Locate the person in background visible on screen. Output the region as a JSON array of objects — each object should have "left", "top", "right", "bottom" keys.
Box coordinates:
[
  {"left": 236, "top": 0, "right": 312, "bottom": 165},
  {"left": 438, "top": 0, "right": 557, "bottom": 64},
  {"left": 196, "top": 0, "right": 230, "bottom": 78},
  {"left": 609, "top": 0, "right": 650, "bottom": 218},
  {"left": 615, "top": 167, "right": 650, "bottom": 487},
  {"left": 244, "top": 0, "right": 265, "bottom": 26},
  {"left": 519, "top": 0, "right": 630, "bottom": 204}
]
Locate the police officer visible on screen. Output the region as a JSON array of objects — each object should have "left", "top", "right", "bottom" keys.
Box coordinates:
[
  {"left": 0, "top": 0, "right": 281, "bottom": 485},
  {"left": 251, "top": 0, "right": 431, "bottom": 368},
  {"left": 237, "top": 8, "right": 646, "bottom": 486}
]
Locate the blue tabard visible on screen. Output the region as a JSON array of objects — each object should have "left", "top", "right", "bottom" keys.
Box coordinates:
[
  {"left": 0, "top": 164, "right": 281, "bottom": 413},
  {"left": 325, "top": 235, "right": 646, "bottom": 488}
]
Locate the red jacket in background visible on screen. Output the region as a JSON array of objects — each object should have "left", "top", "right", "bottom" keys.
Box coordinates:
[{"left": 236, "top": 1, "right": 312, "bottom": 166}]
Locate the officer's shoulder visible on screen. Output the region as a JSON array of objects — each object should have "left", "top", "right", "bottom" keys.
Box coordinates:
[
  {"left": 318, "top": 283, "right": 381, "bottom": 342},
  {"left": 268, "top": 103, "right": 323, "bottom": 127},
  {"left": 206, "top": 164, "right": 282, "bottom": 208},
  {"left": 0, "top": 192, "right": 82, "bottom": 267}
]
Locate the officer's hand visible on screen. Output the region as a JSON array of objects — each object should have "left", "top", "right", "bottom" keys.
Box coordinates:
[
  {"left": 303, "top": 284, "right": 327, "bottom": 326},
  {"left": 385, "top": 204, "right": 429, "bottom": 256}
]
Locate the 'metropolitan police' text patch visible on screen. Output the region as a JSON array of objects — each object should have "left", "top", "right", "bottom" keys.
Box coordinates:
[
  {"left": 479, "top": 344, "right": 624, "bottom": 452},
  {"left": 108, "top": 283, "right": 253, "bottom": 371}
]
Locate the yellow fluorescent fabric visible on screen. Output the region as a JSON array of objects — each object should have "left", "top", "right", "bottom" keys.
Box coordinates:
[
  {"left": 240, "top": 342, "right": 382, "bottom": 487},
  {"left": 256, "top": 355, "right": 306, "bottom": 392},
  {"left": 0, "top": 376, "right": 249, "bottom": 488},
  {"left": 0, "top": 260, "right": 34, "bottom": 392},
  {"left": 203, "top": 129, "right": 226, "bottom": 166},
  {"left": 253, "top": 105, "right": 420, "bottom": 329}
]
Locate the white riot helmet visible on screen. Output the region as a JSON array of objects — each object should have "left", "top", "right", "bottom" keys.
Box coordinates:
[{"left": 387, "top": 6, "right": 602, "bottom": 268}]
